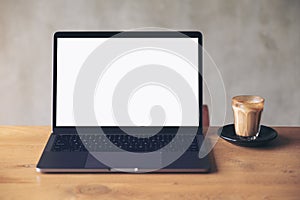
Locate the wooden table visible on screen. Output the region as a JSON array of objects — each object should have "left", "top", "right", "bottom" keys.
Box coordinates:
[{"left": 0, "top": 126, "right": 299, "bottom": 200}]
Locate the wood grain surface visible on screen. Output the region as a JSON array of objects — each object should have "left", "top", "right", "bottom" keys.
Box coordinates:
[{"left": 0, "top": 126, "right": 299, "bottom": 200}]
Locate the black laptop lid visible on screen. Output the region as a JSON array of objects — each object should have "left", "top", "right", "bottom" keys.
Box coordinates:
[{"left": 52, "top": 31, "right": 202, "bottom": 132}]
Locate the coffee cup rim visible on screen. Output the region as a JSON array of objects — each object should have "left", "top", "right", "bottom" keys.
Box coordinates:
[{"left": 232, "top": 95, "right": 265, "bottom": 104}]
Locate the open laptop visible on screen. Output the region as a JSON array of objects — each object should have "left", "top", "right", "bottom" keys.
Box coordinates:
[{"left": 36, "top": 31, "right": 210, "bottom": 173}]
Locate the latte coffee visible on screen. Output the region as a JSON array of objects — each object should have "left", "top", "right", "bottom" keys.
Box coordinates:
[{"left": 232, "top": 95, "right": 264, "bottom": 139}]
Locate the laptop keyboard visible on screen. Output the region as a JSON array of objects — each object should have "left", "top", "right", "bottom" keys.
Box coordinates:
[{"left": 51, "top": 134, "right": 199, "bottom": 153}]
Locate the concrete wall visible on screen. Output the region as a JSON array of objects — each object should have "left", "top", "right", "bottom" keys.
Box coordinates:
[{"left": 0, "top": 0, "right": 299, "bottom": 125}]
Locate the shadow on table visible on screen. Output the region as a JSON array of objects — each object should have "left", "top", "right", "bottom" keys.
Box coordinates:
[{"left": 256, "top": 134, "right": 291, "bottom": 150}]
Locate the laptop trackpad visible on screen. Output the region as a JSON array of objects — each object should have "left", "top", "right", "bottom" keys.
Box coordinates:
[{"left": 85, "top": 152, "right": 162, "bottom": 171}]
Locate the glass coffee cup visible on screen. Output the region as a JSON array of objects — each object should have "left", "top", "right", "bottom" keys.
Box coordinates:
[{"left": 232, "top": 95, "right": 265, "bottom": 140}]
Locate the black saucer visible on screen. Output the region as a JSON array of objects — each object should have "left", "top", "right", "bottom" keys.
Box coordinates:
[{"left": 218, "top": 124, "right": 278, "bottom": 147}]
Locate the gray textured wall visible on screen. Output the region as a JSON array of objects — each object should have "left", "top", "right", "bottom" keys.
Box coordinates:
[{"left": 0, "top": 0, "right": 299, "bottom": 125}]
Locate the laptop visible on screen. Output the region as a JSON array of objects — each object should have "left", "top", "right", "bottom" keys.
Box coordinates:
[{"left": 36, "top": 31, "right": 210, "bottom": 173}]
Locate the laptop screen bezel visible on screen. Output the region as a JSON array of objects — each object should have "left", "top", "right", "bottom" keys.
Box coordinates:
[{"left": 52, "top": 31, "right": 202, "bottom": 132}]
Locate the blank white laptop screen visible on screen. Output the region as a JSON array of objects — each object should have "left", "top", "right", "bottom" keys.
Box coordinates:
[{"left": 56, "top": 37, "right": 199, "bottom": 126}]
